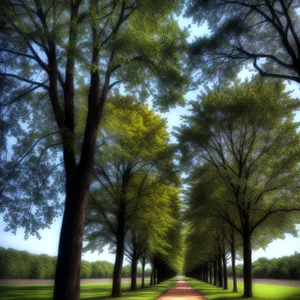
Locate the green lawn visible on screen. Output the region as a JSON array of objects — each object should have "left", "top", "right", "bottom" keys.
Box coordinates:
[
  {"left": 0, "top": 279, "right": 176, "bottom": 300},
  {"left": 185, "top": 278, "right": 300, "bottom": 300}
]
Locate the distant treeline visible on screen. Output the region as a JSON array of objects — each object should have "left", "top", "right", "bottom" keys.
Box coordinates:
[
  {"left": 0, "top": 248, "right": 151, "bottom": 279},
  {"left": 228, "top": 252, "right": 300, "bottom": 280}
]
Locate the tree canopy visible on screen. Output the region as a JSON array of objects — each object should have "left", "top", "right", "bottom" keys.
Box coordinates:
[
  {"left": 177, "top": 77, "right": 300, "bottom": 297},
  {"left": 186, "top": 0, "right": 300, "bottom": 83}
]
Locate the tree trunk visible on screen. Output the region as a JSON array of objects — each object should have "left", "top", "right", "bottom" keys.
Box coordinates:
[
  {"left": 111, "top": 234, "right": 125, "bottom": 297},
  {"left": 157, "top": 265, "right": 161, "bottom": 284},
  {"left": 53, "top": 181, "right": 88, "bottom": 300},
  {"left": 209, "top": 264, "right": 212, "bottom": 284},
  {"left": 53, "top": 123, "right": 98, "bottom": 300},
  {"left": 52, "top": 35, "right": 104, "bottom": 298},
  {"left": 111, "top": 209, "right": 126, "bottom": 298},
  {"left": 243, "top": 232, "right": 252, "bottom": 298},
  {"left": 153, "top": 264, "right": 157, "bottom": 285},
  {"left": 231, "top": 245, "right": 238, "bottom": 292},
  {"left": 213, "top": 260, "right": 217, "bottom": 286},
  {"left": 141, "top": 256, "right": 146, "bottom": 288},
  {"left": 150, "top": 266, "right": 154, "bottom": 285},
  {"left": 222, "top": 253, "right": 228, "bottom": 290},
  {"left": 130, "top": 256, "right": 138, "bottom": 291},
  {"left": 218, "top": 254, "right": 223, "bottom": 288}
]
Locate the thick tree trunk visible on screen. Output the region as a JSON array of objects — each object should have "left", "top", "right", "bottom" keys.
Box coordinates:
[
  {"left": 130, "top": 256, "right": 138, "bottom": 291},
  {"left": 141, "top": 256, "right": 146, "bottom": 288},
  {"left": 53, "top": 181, "right": 89, "bottom": 300},
  {"left": 243, "top": 232, "right": 252, "bottom": 298},
  {"left": 213, "top": 260, "right": 217, "bottom": 286},
  {"left": 231, "top": 246, "right": 238, "bottom": 292},
  {"left": 218, "top": 254, "right": 223, "bottom": 288},
  {"left": 49, "top": 11, "right": 106, "bottom": 296},
  {"left": 53, "top": 123, "right": 98, "bottom": 300},
  {"left": 222, "top": 253, "right": 228, "bottom": 290}
]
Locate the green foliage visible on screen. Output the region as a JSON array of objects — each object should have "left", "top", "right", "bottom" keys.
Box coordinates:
[
  {"left": 80, "top": 261, "right": 92, "bottom": 279},
  {"left": 246, "top": 253, "right": 300, "bottom": 280},
  {"left": 0, "top": 248, "right": 56, "bottom": 279},
  {"left": 0, "top": 247, "right": 124, "bottom": 279},
  {"left": 90, "top": 261, "right": 113, "bottom": 278},
  {"left": 84, "top": 96, "right": 182, "bottom": 275},
  {"left": 0, "top": 0, "right": 189, "bottom": 237},
  {"left": 179, "top": 78, "right": 300, "bottom": 287},
  {"left": 186, "top": 0, "right": 300, "bottom": 84},
  {"left": 178, "top": 78, "right": 300, "bottom": 232}
]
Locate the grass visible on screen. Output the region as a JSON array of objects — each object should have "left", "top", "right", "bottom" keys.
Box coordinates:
[
  {"left": 0, "top": 279, "right": 177, "bottom": 300},
  {"left": 185, "top": 278, "right": 300, "bottom": 300}
]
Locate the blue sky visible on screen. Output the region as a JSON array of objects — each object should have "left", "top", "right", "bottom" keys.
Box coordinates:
[{"left": 0, "top": 13, "right": 300, "bottom": 265}]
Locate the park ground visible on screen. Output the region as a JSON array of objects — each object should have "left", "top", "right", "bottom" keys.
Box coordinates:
[{"left": 1, "top": 277, "right": 300, "bottom": 300}]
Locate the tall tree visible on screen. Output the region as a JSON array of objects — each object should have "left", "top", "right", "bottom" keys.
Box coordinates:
[
  {"left": 0, "top": 1, "right": 188, "bottom": 299},
  {"left": 177, "top": 78, "right": 300, "bottom": 297},
  {"left": 84, "top": 96, "right": 180, "bottom": 296},
  {"left": 186, "top": 0, "right": 300, "bottom": 83}
]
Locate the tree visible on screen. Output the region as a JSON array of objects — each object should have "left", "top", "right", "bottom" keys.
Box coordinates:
[
  {"left": 0, "top": 1, "right": 188, "bottom": 299},
  {"left": 84, "top": 96, "right": 180, "bottom": 296},
  {"left": 177, "top": 78, "right": 300, "bottom": 297},
  {"left": 186, "top": 0, "right": 300, "bottom": 83}
]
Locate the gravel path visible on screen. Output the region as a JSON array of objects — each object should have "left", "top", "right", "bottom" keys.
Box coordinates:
[{"left": 156, "top": 280, "right": 207, "bottom": 300}]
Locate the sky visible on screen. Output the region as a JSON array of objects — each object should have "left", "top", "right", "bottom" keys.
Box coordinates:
[{"left": 1, "top": 12, "right": 300, "bottom": 266}]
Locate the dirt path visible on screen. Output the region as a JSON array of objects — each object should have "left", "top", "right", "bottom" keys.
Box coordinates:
[{"left": 156, "top": 280, "right": 207, "bottom": 300}]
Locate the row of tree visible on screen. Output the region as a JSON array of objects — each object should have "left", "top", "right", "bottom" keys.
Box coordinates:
[
  {"left": 1, "top": 94, "right": 183, "bottom": 296},
  {"left": 228, "top": 253, "right": 300, "bottom": 280},
  {"left": 180, "top": 78, "right": 300, "bottom": 297},
  {"left": 0, "top": 247, "right": 152, "bottom": 279},
  {"left": 2, "top": 1, "right": 300, "bottom": 299},
  {"left": 81, "top": 96, "right": 183, "bottom": 295},
  {"left": 0, "top": 1, "right": 187, "bottom": 299}
]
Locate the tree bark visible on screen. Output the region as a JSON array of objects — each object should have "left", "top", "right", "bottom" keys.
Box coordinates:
[
  {"left": 218, "top": 254, "right": 223, "bottom": 288},
  {"left": 130, "top": 256, "right": 138, "bottom": 291},
  {"left": 222, "top": 253, "right": 228, "bottom": 290},
  {"left": 231, "top": 242, "right": 238, "bottom": 292},
  {"left": 53, "top": 122, "right": 98, "bottom": 300},
  {"left": 53, "top": 181, "right": 88, "bottom": 300},
  {"left": 213, "top": 260, "right": 217, "bottom": 286},
  {"left": 150, "top": 266, "right": 154, "bottom": 285},
  {"left": 243, "top": 231, "right": 253, "bottom": 298},
  {"left": 111, "top": 206, "right": 126, "bottom": 298},
  {"left": 141, "top": 256, "right": 146, "bottom": 288},
  {"left": 111, "top": 234, "right": 125, "bottom": 297},
  {"left": 157, "top": 265, "right": 161, "bottom": 284}
]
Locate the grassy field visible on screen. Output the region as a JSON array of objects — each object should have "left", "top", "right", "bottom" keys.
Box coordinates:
[
  {"left": 0, "top": 279, "right": 176, "bottom": 300},
  {"left": 185, "top": 278, "right": 300, "bottom": 300}
]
